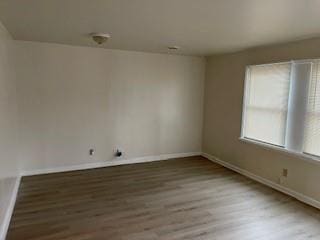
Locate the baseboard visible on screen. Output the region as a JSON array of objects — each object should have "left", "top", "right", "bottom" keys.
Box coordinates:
[
  {"left": 202, "top": 152, "right": 320, "bottom": 210},
  {"left": 0, "top": 176, "right": 21, "bottom": 240},
  {"left": 22, "top": 152, "right": 201, "bottom": 177}
]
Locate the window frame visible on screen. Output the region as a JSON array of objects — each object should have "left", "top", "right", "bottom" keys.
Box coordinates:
[{"left": 240, "top": 60, "right": 320, "bottom": 164}]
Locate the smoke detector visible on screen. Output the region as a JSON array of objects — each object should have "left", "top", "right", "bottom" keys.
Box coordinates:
[{"left": 91, "top": 33, "right": 111, "bottom": 45}]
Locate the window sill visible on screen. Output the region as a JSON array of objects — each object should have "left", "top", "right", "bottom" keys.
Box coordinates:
[{"left": 239, "top": 137, "right": 320, "bottom": 166}]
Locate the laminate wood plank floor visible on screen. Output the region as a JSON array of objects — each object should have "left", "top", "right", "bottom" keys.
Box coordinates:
[{"left": 6, "top": 156, "right": 320, "bottom": 240}]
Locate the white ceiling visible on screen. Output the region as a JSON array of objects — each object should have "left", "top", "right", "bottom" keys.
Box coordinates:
[{"left": 1, "top": 0, "right": 320, "bottom": 56}]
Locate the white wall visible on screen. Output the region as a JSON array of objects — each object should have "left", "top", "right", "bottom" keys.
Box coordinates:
[
  {"left": 0, "top": 24, "right": 205, "bottom": 238},
  {"left": 0, "top": 22, "right": 19, "bottom": 239},
  {"left": 0, "top": 24, "right": 19, "bottom": 178},
  {"left": 14, "top": 41, "right": 205, "bottom": 172}
]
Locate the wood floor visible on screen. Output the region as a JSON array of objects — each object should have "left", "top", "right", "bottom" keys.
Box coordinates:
[{"left": 7, "top": 156, "right": 320, "bottom": 240}]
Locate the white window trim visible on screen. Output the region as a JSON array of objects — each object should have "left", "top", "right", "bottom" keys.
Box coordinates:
[
  {"left": 239, "top": 137, "right": 320, "bottom": 165},
  {"left": 240, "top": 59, "right": 320, "bottom": 165}
]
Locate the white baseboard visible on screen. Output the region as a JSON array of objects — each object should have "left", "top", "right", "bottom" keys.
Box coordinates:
[
  {"left": 0, "top": 176, "right": 21, "bottom": 240},
  {"left": 22, "top": 152, "right": 201, "bottom": 177},
  {"left": 202, "top": 152, "right": 320, "bottom": 210}
]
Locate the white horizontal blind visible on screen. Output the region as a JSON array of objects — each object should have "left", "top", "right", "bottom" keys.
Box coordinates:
[
  {"left": 303, "top": 61, "right": 320, "bottom": 156},
  {"left": 243, "top": 63, "right": 291, "bottom": 146}
]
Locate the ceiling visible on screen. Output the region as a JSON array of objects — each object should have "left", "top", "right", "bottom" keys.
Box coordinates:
[{"left": 1, "top": 0, "right": 320, "bottom": 56}]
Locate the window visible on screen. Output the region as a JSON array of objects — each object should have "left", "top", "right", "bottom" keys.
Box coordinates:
[
  {"left": 242, "top": 63, "right": 291, "bottom": 146},
  {"left": 304, "top": 61, "right": 320, "bottom": 156},
  {"left": 241, "top": 59, "right": 320, "bottom": 159}
]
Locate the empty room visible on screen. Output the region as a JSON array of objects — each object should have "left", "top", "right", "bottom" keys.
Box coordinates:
[{"left": 2, "top": 0, "right": 320, "bottom": 239}]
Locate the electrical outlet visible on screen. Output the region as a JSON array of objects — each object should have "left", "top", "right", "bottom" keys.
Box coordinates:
[
  {"left": 279, "top": 168, "right": 288, "bottom": 185},
  {"left": 115, "top": 149, "right": 123, "bottom": 157},
  {"left": 89, "top": 148, "right": 95, "bottom": 156},
  {"left": 282, "top": 168, "right": 288, "bottom": 177}
]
